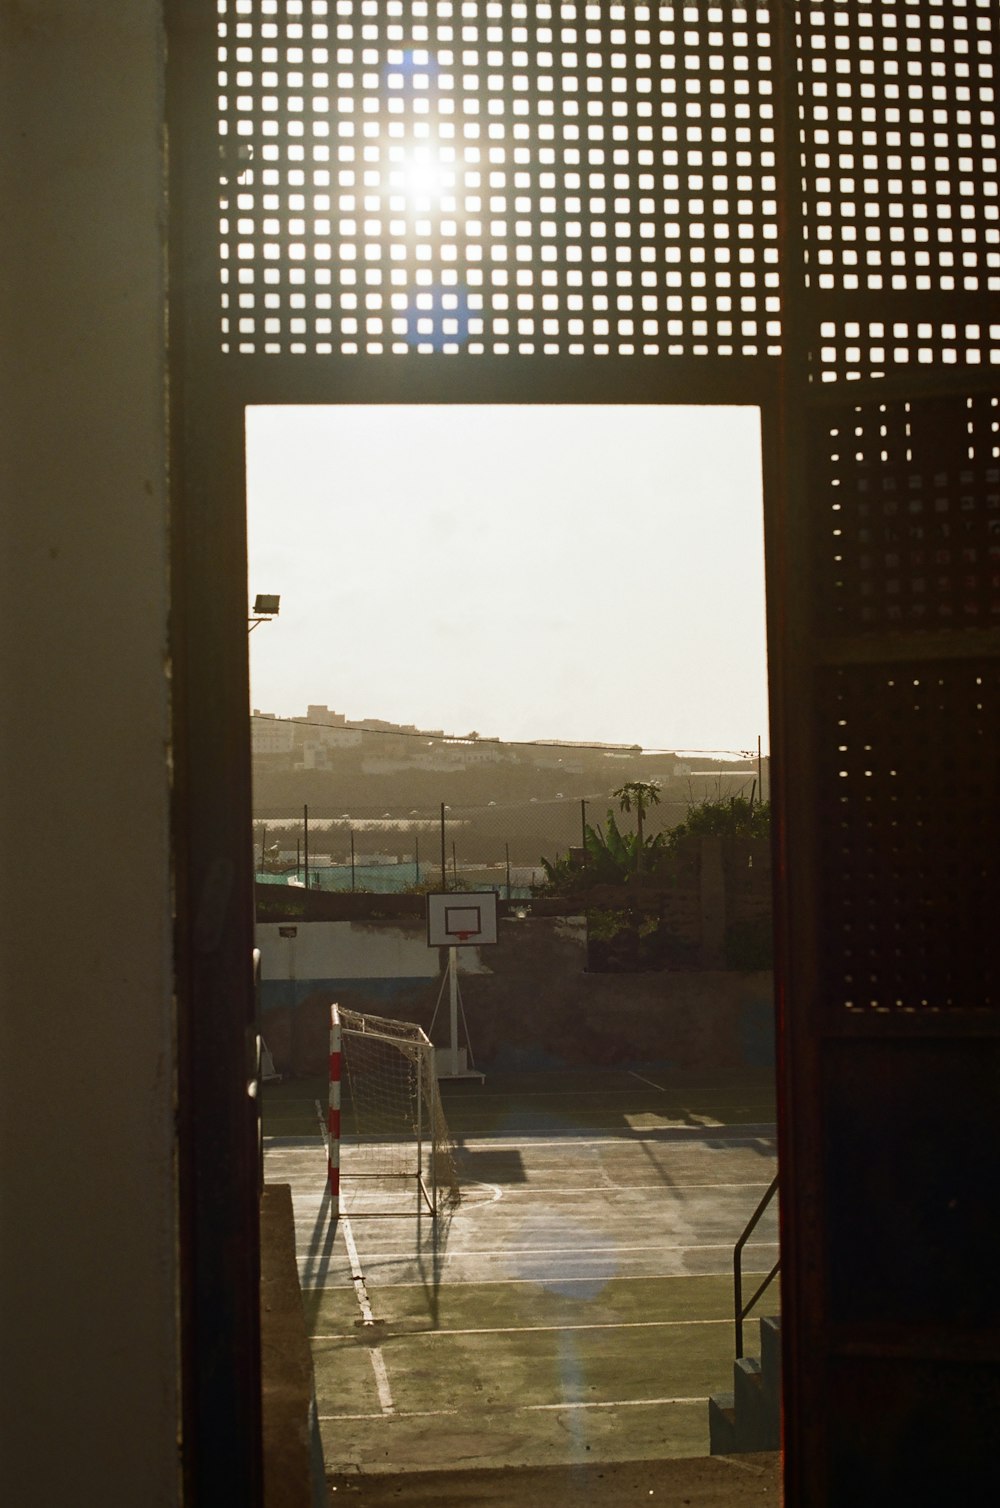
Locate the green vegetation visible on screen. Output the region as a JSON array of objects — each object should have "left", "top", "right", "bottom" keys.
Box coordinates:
[
  {"left": 539, "top": 806, "right": 669, "bottom": 892},
  {"left": 538, "top": 794, "right": 771, "bottom": 896},
  {"left": 666, "top": 793, "right": 771, "bottom": 845},
  {"left": 611, "top": 779, "right": 662, "bottom": 872},
  {"left": 537, "top": 794, "right": 773, "bottom": 973}
]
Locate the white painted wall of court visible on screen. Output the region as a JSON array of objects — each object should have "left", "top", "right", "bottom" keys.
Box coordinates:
[{"left": 257, "top": 920, "right": 440, "bottom": 983}]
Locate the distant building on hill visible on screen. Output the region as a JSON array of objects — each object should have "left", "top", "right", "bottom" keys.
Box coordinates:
[{"left": 251, "top": 711, "right": 295, "bottom": 756}]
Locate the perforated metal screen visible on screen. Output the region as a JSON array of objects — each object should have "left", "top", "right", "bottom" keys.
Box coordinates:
[
  {"left": 814, "top": 394, "right": 1000, "bottom": 631},
  {"left": 819, "top": 659, "right": 1000, "bottom": 1013},
  {"left": 217, "top": 0, "right": 781, "bottom": 357},
  {"left": 216, "top": 0, "right": 999, "bottom": 374},
  {"left": 802, "top": 1, "right": 999, "bottom": 298},
  {"left": 799, "top": 0, "right": 1000, "bottom": 382}
]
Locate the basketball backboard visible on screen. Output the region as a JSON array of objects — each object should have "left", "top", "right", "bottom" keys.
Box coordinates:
[{"left": 426, "top": 890, "right": 499, "bottom": 948}]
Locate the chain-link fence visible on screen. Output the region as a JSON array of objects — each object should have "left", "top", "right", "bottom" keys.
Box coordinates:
[{"left": 253, "top": 783, "right": 759, "bottom": 897}]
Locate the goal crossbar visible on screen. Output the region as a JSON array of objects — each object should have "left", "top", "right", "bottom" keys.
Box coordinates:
[{"left": 327, "top": 1004, "right": 460, "bottom": 1219}]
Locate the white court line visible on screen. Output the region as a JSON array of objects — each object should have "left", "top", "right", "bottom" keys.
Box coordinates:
[
  {"left": 319, "top": 1239, "right": 778, "bottom": 1262},
  {"left": 319, "top": 1396, "right": 705, "bottom": 1423},
  {"left": 439, "top": 1181, "right": 777, "bottom": 1195},
  {"left": 531, "top": 1395, "right": 704, "bottom": 1411},
  {"left": 628, "top": 1070, "right": 669, "bottom": 1092},
  {"left": 443, "top": 1086, "right": 771, "bottom": 1100},
  {"left": 452, "top": 1127, "right": 772, "bottom": 1146},
  {"left": 321, "top": 1408, "right": 460, "bottom": 1422},
  {"left": 341, "top": 1215, "right": 376, "bottom": 1324},
  {"left": 341, "top": 1213, "right": 395, "bottom": 1415},
  {"left": 304, "top": 1270, "right": 776, "bottom": 1293},
  {"left": 268, "top": 1127, "right": 776, "bottom": 1157},
  {"left": 312, "top": 1316, "right": 730, "bottom": 1340},
  {"left": 283, "top": 1179, "right": 775, "bottom": 1201},
  {"left": 448, "top": 1126, "right": 777, "bottom": 1148},
  {"left": 302, "top": 1265, "right": 777, "bottom": 1293}
]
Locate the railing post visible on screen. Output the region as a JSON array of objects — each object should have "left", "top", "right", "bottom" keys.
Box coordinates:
[{"left": 733, "top": 1174, "right": 780, "bottom": 1359}]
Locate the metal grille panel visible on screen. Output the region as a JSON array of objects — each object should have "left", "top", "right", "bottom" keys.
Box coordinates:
[
  {"left": 819, "top": 659, "right": 1000, "bottom": 1013},
  {"left": 814, "top": 393, "right": 1000, "bottom": 631},
  {"left": 217, "top": 0, "right": 781, "bottom": 357},
  {"left": 801, "top": 0, "right": 999, "bottom": 299},
  {"left": 798, "top": 0, "right": 1000, "bottom": 382}
]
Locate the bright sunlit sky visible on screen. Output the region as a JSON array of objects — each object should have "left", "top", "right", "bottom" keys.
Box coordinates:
[{"left": 246, "top": 405, "right": 768, "bottom": 755}]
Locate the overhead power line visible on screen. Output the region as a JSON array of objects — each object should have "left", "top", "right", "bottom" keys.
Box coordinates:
[{"left": 249, "top": 712, "right": 757, "bottom": 760}]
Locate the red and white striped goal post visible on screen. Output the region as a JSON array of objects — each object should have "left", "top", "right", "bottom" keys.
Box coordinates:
[{"left": 328, "top": 1003, "right": 341, "bottom": 1214}]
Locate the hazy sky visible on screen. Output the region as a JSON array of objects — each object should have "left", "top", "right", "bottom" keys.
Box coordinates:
[{"left": 246, "top": 405, "right": 768, "bottom": 755}]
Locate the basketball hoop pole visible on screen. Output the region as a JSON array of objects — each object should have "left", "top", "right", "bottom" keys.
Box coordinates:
[
  {"left": 429, "top": 939, "right": 484, "bottom": 1082},
  {"left": 425, "top": 893, "right": 493, "bottom": 1082},
  {"left": 442, "top": 939, "right": 484, "bottom": 1080},
  {"left": 448, "top": 942, "right": 461, "bottom": 1075}
]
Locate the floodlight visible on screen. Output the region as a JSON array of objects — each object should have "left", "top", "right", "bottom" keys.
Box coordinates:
[{"left": 253, "top": 594, "right": 280, "bottom": 615}]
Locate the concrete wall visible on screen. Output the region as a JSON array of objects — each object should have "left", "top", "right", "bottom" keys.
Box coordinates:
[
  {"left": 261, "top": 918, "right": 775, "bottom": 1077},
  {"left": 0, "top": 7, "right": 177, "bottom": 1503},
  {"left": 256, "top": 919, "right": 438, "bottom": 1011}
]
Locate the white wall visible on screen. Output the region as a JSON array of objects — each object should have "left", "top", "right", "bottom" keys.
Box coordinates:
[
  {"left": 0, "top": 6, "right": 178, "bottom": 1503},
  {"left": 257, "top": 921, "right": 439, "bottom": 982}
]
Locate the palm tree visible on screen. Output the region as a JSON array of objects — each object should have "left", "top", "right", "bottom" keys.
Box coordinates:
[{"left": 612, "top": 780, "right": 661, "bottom": 872}]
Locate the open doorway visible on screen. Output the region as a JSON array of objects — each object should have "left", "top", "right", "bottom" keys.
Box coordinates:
[
  {"left": 245, "top": 405, "right": 766, "bottom": 755},
  {"left": 246, "top": 404, "right": 779, "bottom": 1481}
]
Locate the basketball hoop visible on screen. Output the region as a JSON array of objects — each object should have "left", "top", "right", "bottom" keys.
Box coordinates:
[{"left": 424, "top": 892, "right": 496, "bottom": 1083}]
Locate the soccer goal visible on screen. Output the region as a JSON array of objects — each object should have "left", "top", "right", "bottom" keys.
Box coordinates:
[{"left": 327, "top": 1004, "right": 461, "bottom": 1218}]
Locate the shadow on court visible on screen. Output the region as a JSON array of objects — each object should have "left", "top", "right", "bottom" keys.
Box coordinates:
[{"left": 263, "top": 1065, "right": 779, "bottom": 1482}]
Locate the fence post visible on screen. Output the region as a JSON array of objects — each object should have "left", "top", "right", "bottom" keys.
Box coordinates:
[
  {"left": 505, "top": 842, "right": 511, "bottom": 901},
  {"left": 350, "top": 829, "right": 355, "bottom": 892},
  {"left": 440, "top": 802, "right": 447, "bottom": 888},
  {"left": 581, "top": 798, "right": 587, "bottom": 850}
]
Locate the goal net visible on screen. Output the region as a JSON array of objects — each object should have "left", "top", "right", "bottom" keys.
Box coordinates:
[{"left": 327, "top": 1004, "right": 461, "bottom": 1218}]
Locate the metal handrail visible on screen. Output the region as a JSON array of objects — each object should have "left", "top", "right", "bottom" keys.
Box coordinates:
[{"left": 734, "top": 1174, "right": 780, "bottom": 1358}]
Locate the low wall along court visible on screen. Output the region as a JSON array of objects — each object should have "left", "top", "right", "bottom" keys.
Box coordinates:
[{"left": 256, "top": 914, "right": 774, "bottom": 1077}]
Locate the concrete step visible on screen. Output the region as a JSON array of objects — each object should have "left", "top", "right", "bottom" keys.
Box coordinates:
[
  {"left": 709, "top": 1317, "right": 782, "bottom": 1456},
  {"left": 733, "top": 1355, "right": 780, "bottom": 1453},
  {"left": 708, "top": 1392, "right": 737, "bottom": 1456},
  {"left": 759, "top": 1315, "right": 782, "bottom": 1403}
]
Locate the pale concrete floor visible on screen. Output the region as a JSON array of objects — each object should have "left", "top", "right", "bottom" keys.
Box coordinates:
[{"left": 264, "top": 1067, "right": 780, "bottom": 1500}]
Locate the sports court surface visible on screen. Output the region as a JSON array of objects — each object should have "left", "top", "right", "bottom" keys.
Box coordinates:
[{"left": 263, "top": 1065, "right": 779, "bottom": 1479}]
